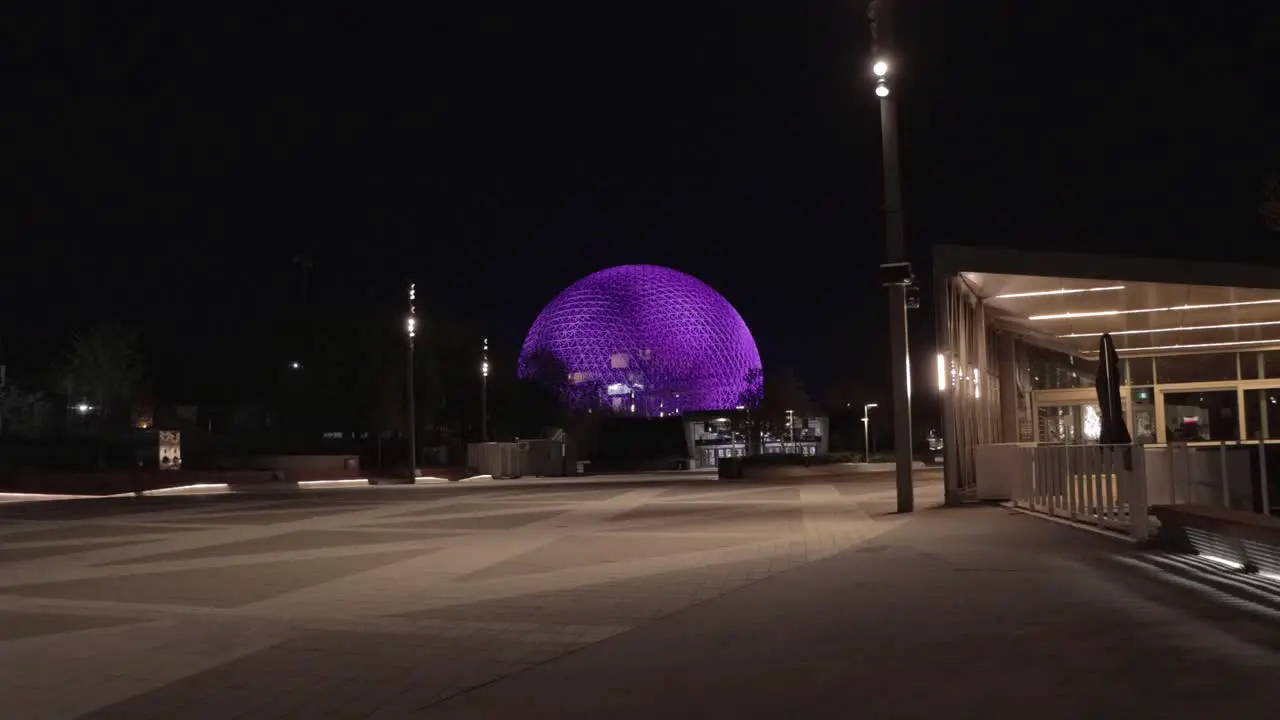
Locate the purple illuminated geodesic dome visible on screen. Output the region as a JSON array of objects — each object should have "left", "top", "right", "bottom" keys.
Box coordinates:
[{"left": 519, "top": 265, "right": 763, "bottom": 415}]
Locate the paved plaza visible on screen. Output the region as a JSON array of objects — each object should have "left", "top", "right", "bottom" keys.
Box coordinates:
[{"left": 1, "top": 472, "right": 1279, "bottom": 718}]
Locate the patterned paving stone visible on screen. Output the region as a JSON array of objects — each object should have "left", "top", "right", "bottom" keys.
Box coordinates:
[
  {"left": 0, "top": 503, "right": 172, "bottom": 521},
  {"left": 101, "top": 529, "right": 441, "bottom": 565},
  {"left": 162, "top": 508, "right": 361, "bottom": 525},
  {"left": 411, "top": 555, "right": 772, "bottom": 626},
  {"left": 606, "top": 504, "right": 805, "bottom": 535},
  {"left": 0, "top": 609, "right": 146, "bottom": 642},
  {"left": 509, "top": 487, "right": 639, "bottom": 502},
  {"left": 80, "top": 629, "right": 534, "bottom": 720},
  {"left": 715, "top": 505, "right": 806, "bottom": 533},
  {"left": 0, "top": 474, "right": 967, "bottom": 718},
  {"left": 733, "top": 486, "right": 802, "bottom": 502},
  {"left": 608, "top": 503, "right": 739, "bottom": 523},
  {"left": 1, "top": 548, "right": 431, "bottom": 608},
  {"left": 460, "top": 532, "right": 767, "bottom": 581},
  {"left": 655, "top": 484, "right": 742, "bottom": 498},
  {"left": 187, "top": 499, "right": 378, "bottom": 514},
  {"left": 373, "top": 509, "right": 569, "bottom": 531},
  {"left": 0, "top": 523, "right": 206, "bottom": 543},
  {"left": 2, "top": 540, "right": 153, "bottom": 563},
  {"left": 390, "top": 501, "right": 546, "bottom": 518}
]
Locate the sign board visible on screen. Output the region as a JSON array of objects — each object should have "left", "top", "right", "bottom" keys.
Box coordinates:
[{"left": 159, "top": 430, "right": 182, "bottom": 470}]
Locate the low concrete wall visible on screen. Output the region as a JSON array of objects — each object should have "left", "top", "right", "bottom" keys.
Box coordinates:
[
  {"left": 720, "top": 462, "right": 927, "bottom": 481},
  {"left": 241, "top": 455, "right": 360, "bottom": 482},
  {"left": 0, "top": 470, "right": 281, "bottom": 496},
  {"left": 846, "top": 461, "right": 929, "bottom": 473}
]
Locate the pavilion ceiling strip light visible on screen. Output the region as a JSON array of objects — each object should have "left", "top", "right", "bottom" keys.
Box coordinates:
[
  {"left": 1029, "top": 298, "right": 1280, "bottom": 322},
  {"left": 1059, "top": 319, "right": 1280, "bottom": 339},
  {"left": 993, "top": 285, "right": 1125, "bottom": 300},
  {"left": 1082, "top": 338, "right": 1280, "bottom": 355}
]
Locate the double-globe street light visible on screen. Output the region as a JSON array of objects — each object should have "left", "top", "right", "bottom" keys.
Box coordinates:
[
  {"left": 868, "top": 0, "right": 913, "bottom": 513},
  {"left": 481, "top": 337, "right": 489, "bottom": 443},
  {"left": 407, "top": 283, "right": 417, "bottom": 481}
]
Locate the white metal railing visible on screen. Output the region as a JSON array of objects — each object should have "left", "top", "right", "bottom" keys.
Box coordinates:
[
  {"left": 983, "top": 440, "right": 1279, "bottom": 537},
  {"left": 1143, "top": 441, "right": 1273, "bottom": 516},
  {"left": 1003, "top": 443, "right": 1150, "bottom": 539}
]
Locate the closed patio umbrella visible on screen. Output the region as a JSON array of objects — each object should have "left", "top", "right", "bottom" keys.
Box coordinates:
[{"left": 1095, "top": 333, "right": 1132, "bottom": 446}]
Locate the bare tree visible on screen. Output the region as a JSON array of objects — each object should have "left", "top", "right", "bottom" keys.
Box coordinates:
[
  {"left": 1263, "top": 175, "right": 1280, "bottom": 232},
  {"left": 758, "top": 366, "right": 811, "bottom": 443},
  {"left": 738, "top": 367, "right": 765, "bottom": 411},
  {"left": 0, "top": 381, "right": 43, "bottom": 435},
  {"left": 65, "top": 322, "right": 146, "bottom": 431},
  {"left": 735, "top": 367, "right": 766, "bottom": 455},
  {"left": 824, "top": 375, "right": 880, "bottom": 415},
  {"left": 522, "top": 347, "right": 579, "bottom": 412}
]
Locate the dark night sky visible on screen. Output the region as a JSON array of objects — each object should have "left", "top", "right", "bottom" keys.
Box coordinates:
[{"left": 4, "top": 2, "right": 1279, "bottom": 405}]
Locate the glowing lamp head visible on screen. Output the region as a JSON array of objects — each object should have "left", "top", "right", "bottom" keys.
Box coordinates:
[
  {"left": 875, "top": 80, "right": 890, "bottom": 97},
  {"left": 406, "top": 316, "right": 416, "bottom": 337},
  {"left": 76, "top": 402, "right": 90, "bottom": 414},
  {"left": 872, "top": 59, "right": 889, "bottom": 77}
]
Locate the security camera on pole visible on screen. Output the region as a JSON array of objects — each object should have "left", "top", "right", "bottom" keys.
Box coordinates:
[{"left": 869, "top": 0, "right": 915, "bottom": 513}]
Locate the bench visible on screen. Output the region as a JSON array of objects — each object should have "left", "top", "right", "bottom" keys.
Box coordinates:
[{"left": 1152, "top": 504, "right": 1280, "bottom": 574}]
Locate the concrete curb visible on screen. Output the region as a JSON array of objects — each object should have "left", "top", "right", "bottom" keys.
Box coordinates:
[
  {"left": 411, "top": 474, "right": 495, "bottom": 485},
  {"left": 1, "top": 477, "right": 373, "bottom": 502},
  {"left": 1000, "top": 502, "right": 1142, "bottom": 543},
  {"left": 842, "top": 461, "right": 929, "bottom": 472}
]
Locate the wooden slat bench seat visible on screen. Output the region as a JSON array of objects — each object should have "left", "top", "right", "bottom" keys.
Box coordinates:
[
  {"left": 1152, "top": 504, "right": 1280, "bottom": 546},
  {"left": 1151, "top": 504, "right": 1280, "bottom": 573}
]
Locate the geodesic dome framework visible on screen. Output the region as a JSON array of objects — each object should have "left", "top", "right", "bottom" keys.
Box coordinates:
[{"left": 518, "top": 265, "right": 763, "bottom": 415}]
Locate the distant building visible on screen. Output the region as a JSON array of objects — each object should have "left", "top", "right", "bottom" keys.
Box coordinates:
[{"left": 683, "top": 410, "right": 828, "bottom": 469}]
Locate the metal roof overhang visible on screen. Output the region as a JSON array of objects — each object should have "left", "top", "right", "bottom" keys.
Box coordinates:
[{"left": 934, "top": 245, "right": 1280, "bottom": 358}]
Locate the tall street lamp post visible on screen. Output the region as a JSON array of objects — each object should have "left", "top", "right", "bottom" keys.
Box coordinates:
[
  {"left": 481, "top": 337, "right": 489, "bottom": 442},
  {"left": 869, "top": 0, "right": 914, "bottom": 513},
  {"left": 862, "top": 403, "right": 878, "bottom": 463},
  {"left": 406, "top": 283, "right": 417, "bottom": 481}
]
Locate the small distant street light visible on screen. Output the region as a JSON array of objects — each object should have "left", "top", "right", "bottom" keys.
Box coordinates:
[
  {"left": 290, "top": 361, "right": 301, "bottom": 370},
  {"left": 872, "top": 59, "right": 889, "bottom": 77},
  {"left": 76, "top": 402, "right": 91, "bottom": 415},
  {"left": 862, "top": 403, "right": 878, "bottom": 463}
]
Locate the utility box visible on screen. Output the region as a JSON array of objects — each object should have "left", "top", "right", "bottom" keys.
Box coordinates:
[
  {"left": 523, "top": 439, "right": 566, "bottom": 477},
  {"left": 467, "top": 442, "right": 524, "bottom": 478},
  {"left": 467, "top": 440, "right": 565, "bottom": 478}
]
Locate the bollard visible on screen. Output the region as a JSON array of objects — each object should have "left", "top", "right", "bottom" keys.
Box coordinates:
[
  {"left": 1220, "top": 441, "right": 1230, "bottom": 509},
  {"left": 1260, "top": 440, "right": 1272, "bottom": 517}
]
